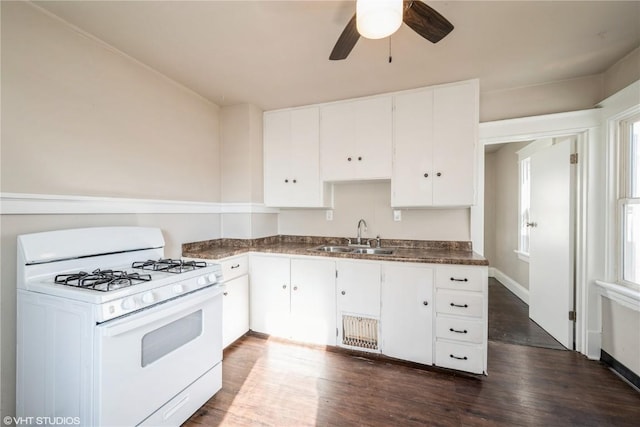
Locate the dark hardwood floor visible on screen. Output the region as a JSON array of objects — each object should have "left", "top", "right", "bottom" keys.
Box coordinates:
[
  {"left": 183, "top": 278, "right": 639, "bottom": 426},
  {"left": 184, "top": 334, "right": 640, "bottom": 426},
  {"left": 488, "top": 278, "right": 567, "bottom": 350}
]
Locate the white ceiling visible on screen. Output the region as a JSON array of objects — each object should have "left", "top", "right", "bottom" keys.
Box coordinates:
[{"left": 34, "top": 1, "right": 640, "bottom": 111}]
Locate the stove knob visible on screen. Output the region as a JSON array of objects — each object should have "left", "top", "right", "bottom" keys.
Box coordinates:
[
  {"left": 173, "top": 284, "right": 184, "bottom": 294},
  {"left": 197, "top": 276, "right": 207, "bottom": 286},
  {"left": 208, "top": 273, "right": 217, "bottom": 283},
  {"left": 121, "top": 298, "right": 136, "bottom": 311},
  {"left": 142, "top": 292, "right": 155, "bottom": 304}
]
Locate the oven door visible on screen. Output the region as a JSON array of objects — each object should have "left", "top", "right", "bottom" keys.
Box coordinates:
[{"left": 95, "top": 285, "right": 223, "bottom": 427}]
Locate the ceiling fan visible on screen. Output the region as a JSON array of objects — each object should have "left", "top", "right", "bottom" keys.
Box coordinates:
[{"left": 329, "top": 0, "right": 454, "bottom": 60}]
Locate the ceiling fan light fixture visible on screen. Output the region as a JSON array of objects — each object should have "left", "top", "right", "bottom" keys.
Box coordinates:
[{"left": 356, "top": 0, "right": 403, "bottom": 40}]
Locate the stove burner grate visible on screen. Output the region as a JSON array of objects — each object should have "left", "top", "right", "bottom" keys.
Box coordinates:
[
  {"left": 54, "top": 269, "right": 152, "bottom": 292},
  {"left": 132, "top": 258, "right": 207, "bottom": 274}
]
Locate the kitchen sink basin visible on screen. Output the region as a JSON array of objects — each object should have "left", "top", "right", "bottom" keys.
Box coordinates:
[
  {"left": 312, "top": 245, "right": 395, "bottom": 256},
  {"left": 351, "top": 248, "right": 394, "bottom": 255},
  {"left": 314, "top": 246, "right": 354, "bottom": 253}
]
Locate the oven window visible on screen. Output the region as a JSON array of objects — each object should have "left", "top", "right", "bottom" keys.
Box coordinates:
[{"left": 141, "top": 310, "right": 202, "bottom": 367}]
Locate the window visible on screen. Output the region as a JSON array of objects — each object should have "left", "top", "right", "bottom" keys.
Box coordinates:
[
  {"left": 518, "top": 157, "right": 531, "bottom": 257},
  {"left": 620, "top": 116, "right": 640, "bottom": 287}
]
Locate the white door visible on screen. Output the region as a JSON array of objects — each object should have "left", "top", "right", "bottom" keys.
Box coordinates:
[{"left": 529, "top": 139, "right": 574, "bottom": 349}]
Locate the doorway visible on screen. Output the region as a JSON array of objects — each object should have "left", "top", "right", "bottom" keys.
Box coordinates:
[{"left": 483, "top": 136, "right": 577, "bottom": 350}]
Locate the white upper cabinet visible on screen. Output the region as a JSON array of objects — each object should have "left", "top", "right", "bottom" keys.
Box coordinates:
[
  {"left": 320, "top": 96, "right": 393, "bottom": 181},
  {"left": 392, "top": 80, "right": 479, "bottom": 207},
  {"left": 263, "top": 107, "right": 331, "bottom": 207}
]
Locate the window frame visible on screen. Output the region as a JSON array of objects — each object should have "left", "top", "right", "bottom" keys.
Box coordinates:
[{"left": 617, "top": 114, "right": 640, "bottom": 289}]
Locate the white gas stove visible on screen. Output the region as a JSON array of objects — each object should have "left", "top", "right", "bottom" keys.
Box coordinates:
[{"left": 16, "top": 227, "right": 224, "bottom": 426}]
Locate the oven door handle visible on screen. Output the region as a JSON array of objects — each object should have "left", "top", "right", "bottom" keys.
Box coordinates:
[{"left": 100, "top": 285, "right": 224, "bottom": 337}]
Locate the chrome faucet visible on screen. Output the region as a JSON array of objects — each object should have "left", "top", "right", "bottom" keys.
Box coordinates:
[{"left": 356, "top": 219, "right": 368, "bottom": 245}]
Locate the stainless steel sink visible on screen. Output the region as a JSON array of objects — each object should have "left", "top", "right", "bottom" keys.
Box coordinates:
[
  {"left": 351, "top": 248, "right": 394, "bottom": 255},
  {"left": 314, "top": 246, "right": 354, "bottom": 253},
  {"left": 312, "top": 245, "right": 395, "bottom": 255}
]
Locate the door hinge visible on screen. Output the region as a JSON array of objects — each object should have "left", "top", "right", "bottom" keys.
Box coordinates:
[
  {"left": 570, "top": 153, "right": 578, "bottom": 164},
  {"left": 569, "top": 310, "right": 577, "bottom": 321},
  {"left": 336, "top": 327, "right": 339, "bottom": 337},
  {"left": 335, "top": 270, "right": 338, "bottom": 278}
]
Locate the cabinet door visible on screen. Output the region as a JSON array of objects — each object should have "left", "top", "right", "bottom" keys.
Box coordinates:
[
  {"left": 432, "top": 82, "right": 477, "bottom": 206},
  {"left": 222, "top": 275, "right": 249, "bottom": 348},
  {"left": 336, "top": 261, "right": 381, "bottom": 317},
  {"left": 290, "top": 258, "right": 336, "bottom": 345},
  {"left": 392, "top": 89, "right": 434, "bottom": 206},
  {"left": 263, "top": 110, "right": 291, "bottom": 206},
  {"left": 320, "top": 101, "right": 355, "bottom": 181},
  {"left": 249, "top": 255, "right": 290, "bottom": 338},
  {"left": 289, "top": 107, "right": 322, "bottom": 207},
  {"left": 264, "top": 107, "right": 325, "bottom": 207},
  {"left": 381, "top": 264, "right": 433, "bottom": 364},
  {"left": 355, "top": 96, "right": 393, "bottom": 180}
]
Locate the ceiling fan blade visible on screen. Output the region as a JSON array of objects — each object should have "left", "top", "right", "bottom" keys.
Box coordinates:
[
  {"left": 403, "top": 0, "right": 454, "bottom": 43},
  {"left": 329, "top": 13, "right": 360, "bottom": 60}
]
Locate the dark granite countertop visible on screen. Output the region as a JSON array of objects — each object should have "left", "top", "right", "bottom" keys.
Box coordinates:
[{"left": 182, "top": 235, "right": 488, "bottom": 266}]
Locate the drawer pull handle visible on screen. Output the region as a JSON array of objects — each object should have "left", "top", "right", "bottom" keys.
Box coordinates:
[
  {"left": 449, "top": 328, "right": 468, "bottom": 334},
  {"left": 450, "top": 354, "right": 468, "bottom": 361},
  {"left": 450, "top": 277, "right": 468, "bottom": 282},
  {"left": 450, "top": 303, "right": 469, "bottom": 308},
  {"left": 230, "top": 264, "right": 240, "bottom": 269}
]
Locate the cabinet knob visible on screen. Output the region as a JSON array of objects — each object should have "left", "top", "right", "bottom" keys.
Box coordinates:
[
  {"left": 293, "top": 179, "right": 297, "bottom": 183},
  {"left": 358, "top": 156, "right": 362, "bottom": 161},
  {"left": 282, "top": 284, "right": 287, "bottom": 289},
  {"left": 422, "top": 301, "right": 429, "bottom": 306},
  {"left": 341, "top": 290, "right": 346, "bottom": 295},
  {"left": 347, "top": 157, "right": 352, "bottom": 162},
  {"left": 423, "top": 173, "right": 429, "bottom": 178},
  {"left": 436, "top": 172, "right": 442, "bottom": 177},
  {"left": 284, "top": 179, "right": 289, "bottom": 183},
  {"left": 293, "top": 286, "right": 298, "bottom": 291},
  {"left": 223, "top": 292, "right": 228, "bottom": 296}
]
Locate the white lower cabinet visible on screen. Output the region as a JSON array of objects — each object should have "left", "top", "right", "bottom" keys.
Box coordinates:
[
  {"left": 433, "top": 265, "right": 488, "bottom": 374},
  {"left": 246, "top": 253, "right": 487, "bottom": 375},
  {"left": 250, "top": 254, "right": 336, "bottom": 346},
  {"left": 192, "top": 255, "right": 249, "bottom": 349},
  {"left": 381, "top": 263, "right": 433, "bottom": 365},
  {"left": 335, "top": 260, "right": 381, "bottom": 352}
]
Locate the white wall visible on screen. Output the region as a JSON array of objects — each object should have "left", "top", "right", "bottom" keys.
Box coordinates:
[
  {"left": 484, "top": 142, "right": 530, "bottom": 289},
  {"left": 0, "top": 2, "right": 222, "bottom": 418},
  {"left": 480, "top": 75, "right": 603, "bottom": 123},
  {"left": 279, "top": 182, "right": 470, "bottom": 242}
]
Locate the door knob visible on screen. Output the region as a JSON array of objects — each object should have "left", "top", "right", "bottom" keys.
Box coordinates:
[{"left": 526, "top": 222, "right": 537, "bottom": 228}]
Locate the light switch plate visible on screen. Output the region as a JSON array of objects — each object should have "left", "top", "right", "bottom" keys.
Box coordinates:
[
  {"left": 393, "top": 210, "right": 402, "bottom": 221},
  {"left": 326, "top": 210, "right": 334, "bottom": 221}
]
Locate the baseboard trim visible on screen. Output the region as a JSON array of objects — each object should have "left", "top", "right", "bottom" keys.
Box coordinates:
[
  {"left": 489, "top": 267, "right": 529, "bottom": 304},
  {"left": 600, "top": 350, "right": 640, "bottom": 391}
]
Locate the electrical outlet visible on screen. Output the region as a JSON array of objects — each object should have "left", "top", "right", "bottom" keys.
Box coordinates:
[
  {"left": 393, "top": 210, "right": 402, "bottom": 221},
  {"left": 326, "top": 210, "right": 334, "bottom": 221}
]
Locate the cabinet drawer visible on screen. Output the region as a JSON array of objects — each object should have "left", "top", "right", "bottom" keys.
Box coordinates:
[
  {"left": 436, "top": 290, "right": 483, "bottom": 318},
  {"left": 436, "top": 316, "right": 484, "bottom": 343},
  {"left": 435, "top": 341, "right": 484, "bottom": 374},
  {"left": 435, "top": 267, "right": 484, "bottom": 292},
  {"left": 220, "top": 255, "right": 248, "bottom": 282}
]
